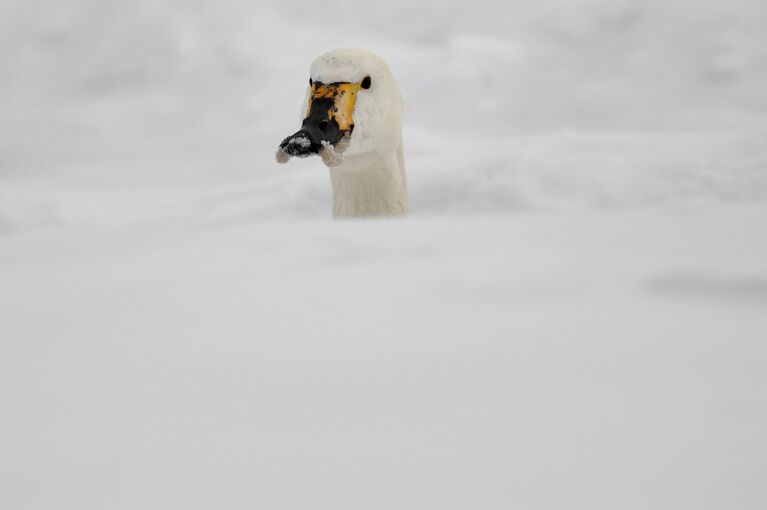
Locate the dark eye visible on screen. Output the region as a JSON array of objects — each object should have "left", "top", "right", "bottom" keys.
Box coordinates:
[
  {"left": 319, "top": 120, "right": 329, "bottom": 130},
  {"left": 361, "top": 76, "right": 372, "bottom": 90}
]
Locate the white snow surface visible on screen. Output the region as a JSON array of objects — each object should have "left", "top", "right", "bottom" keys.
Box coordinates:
[{"left": 2, "top": 1, "right": 767, "bottom": 509}]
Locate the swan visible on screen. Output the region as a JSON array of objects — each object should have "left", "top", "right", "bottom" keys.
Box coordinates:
[{"left": 276, "top": 49, "right": 408, "bottom": 218}]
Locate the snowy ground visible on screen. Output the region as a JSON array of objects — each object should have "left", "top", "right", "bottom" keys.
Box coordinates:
[{"left": 2, "top": 1, "right": 767, "bottom": 509}]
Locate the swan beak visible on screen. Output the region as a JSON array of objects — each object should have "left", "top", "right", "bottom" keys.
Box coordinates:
[
  {"left": 277, "top": 81, "right": 361, "bottom": 164},
  {"left": 308, "top": 82, "right": 360, "bottom": 133}
]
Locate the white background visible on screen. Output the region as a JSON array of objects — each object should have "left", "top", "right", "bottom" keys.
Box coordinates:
[{"left": 1, "top": 1, "right": 766, "bottom": 508}]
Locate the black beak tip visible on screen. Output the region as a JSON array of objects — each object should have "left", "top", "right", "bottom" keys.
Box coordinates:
[{"left": 280, "top": 132, "right": 317, "bottom": 157}]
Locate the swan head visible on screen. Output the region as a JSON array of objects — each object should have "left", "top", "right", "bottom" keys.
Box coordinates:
[{"left": 277, "top": 49, "right": 403, "bottom": 167}]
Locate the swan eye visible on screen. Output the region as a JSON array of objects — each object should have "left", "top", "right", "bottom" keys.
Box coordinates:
[{"left": 360, "top": 76, "right": 372, "bottom": 90}]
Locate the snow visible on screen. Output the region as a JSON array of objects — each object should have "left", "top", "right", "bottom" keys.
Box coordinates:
[
  {"left": 291, "top": 137, "right": 311, "bottom": 150},
  {"left": 2, "top": 1, "right": 767, "bottom": 509},
  {"left": 282, "top": 133, "right": 313, "bottom": 159}
]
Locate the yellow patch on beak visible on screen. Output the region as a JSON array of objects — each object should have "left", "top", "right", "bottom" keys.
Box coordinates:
[{"left": 307, "top": 82, "right": 363, "bottom": 132}]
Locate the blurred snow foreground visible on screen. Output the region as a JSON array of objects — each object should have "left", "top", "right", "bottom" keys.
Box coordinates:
[{"left": 1, "top": 1, "right": 767, "bottom": 509}]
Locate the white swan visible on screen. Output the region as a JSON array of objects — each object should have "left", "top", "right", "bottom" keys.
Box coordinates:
[{"left": 277, "top": 49, "right": 408, "bottom": 218}]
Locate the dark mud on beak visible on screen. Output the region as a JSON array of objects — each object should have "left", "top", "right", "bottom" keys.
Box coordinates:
[{"left": 279, "top": 98, "right": 346, "bottom": 157}]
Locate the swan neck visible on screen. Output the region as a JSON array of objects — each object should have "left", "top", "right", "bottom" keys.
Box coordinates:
[{"left": 329, "top": 146, "right": 408, "bottom": 218}]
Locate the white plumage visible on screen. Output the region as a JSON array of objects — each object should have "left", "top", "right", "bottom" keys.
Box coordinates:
[{"left": 290, "top": 49, "right": 409, "bottom": 218}]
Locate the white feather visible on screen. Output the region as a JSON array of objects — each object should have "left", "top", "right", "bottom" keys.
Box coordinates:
[{"left": 308, "top": 49, "right": 408, "bottom": 217}]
